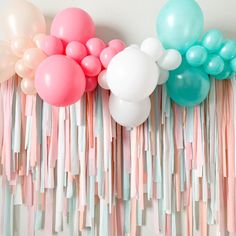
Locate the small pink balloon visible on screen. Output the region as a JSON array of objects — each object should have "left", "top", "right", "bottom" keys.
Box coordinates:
[
  {"left": 41, "top": 35, "right": 64, "bottom": 56},
  {"left": 50, "top": 8, "right": 95, "bottom": 44},
  {"left": 86, "top": 38, "right": 106, "bottom": 57},
  {"left": 108, "top": 39, "right": 126, "bottom": 52},
  {"left": 15, "top": 59, "right": 34, "bottom": 78},
  {"left": 33, "top": 33, "right": 47, "bottom": 48},
  {"left": 81, "top": 55, "right": 102, "bottom": 77},
  {"left": 85, "top": 77, "right": 98, "bottom": 92},
  {"left": 11, "top": 37, "right": 35, "bottom": 57},
  {"left": 66, "top": 41, "right": 87, "bottom": 62},
  {"left": 21, "top": 78, "right": 37, "bottom": 95},
  {"left": 35, "top": 55, "right": 86, "bottom": 106},
  {"left": 100, "top": 47, "right": 118, "bottom": 68}
]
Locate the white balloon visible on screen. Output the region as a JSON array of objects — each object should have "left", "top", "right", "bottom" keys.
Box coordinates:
[
  {"left": 127, "top": 44, "right": 139, "bottom": 50},
  {"left": 158, "top": 49, "right": 182, "bottom": 71},
  {"left": 109, "top": 94, "right": 151, "bottom": 127},
  {"left": 157, "top": 68, "right": 169, "bottom": 85},
  {"left": 140, "top": 37, "right": 164, "bottom": 61},
  {"left": 107, "top": 48, "right": 159, "bottom": 102},
  {"left": 98, "top": 70, "right": 109, "bottom": 90}
]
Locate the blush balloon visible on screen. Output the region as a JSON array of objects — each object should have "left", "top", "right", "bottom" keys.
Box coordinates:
[
  {"left": 81, "top": 55, "right": 102, "bottom": 77},
  {"left": 108, "top": 39, "right": 126, "bottom": 53},
  {"left": 86, "top": 38, "right": 106, "bottom": 57},
  {"left": 35, "top": 55, "right": 86, "bottom": 106},
  {"left": 15, "top": 59, "right": 34, "bottom": 78},
  {"left": 85, "top": 77, "right": 98, "bottom": 92},
  {"left": 100, "top": 47, "right": 118, "bottom": 68},
  {"left": 21, "top": 78, "right": 37, "bottom": 95},
  {"left": 66, "top": 41, "right": 87, "bottom": 62},
  {"left": 11, "top": 36, "right": 35, "bottom": 57},
  {"left": 41, "top": 35, "right": 64, "bottom": 56}
]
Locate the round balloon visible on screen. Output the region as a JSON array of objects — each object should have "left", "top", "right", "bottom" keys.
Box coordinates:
[
  {"left": 11, "top": 37, "right": 35, "bottom": 57},
  {"left": 186, "top": 45, "right": 208, "bottom": 67},
  {"left": 35, "top": 55, "right": 86, "bottom": 106},
  {"left": 107, "top": 48, "right": 159, "bottom": 102},
  {"left": 230, "top": 57, "right": 236, "bottom": 73},
  {"left": 98, "top": 70, "right": 109, "bottom": 90},
  {"left": 50, "top": 8, "right": 95, "bottom": 44},
  {"left": 219, "top": 40, "right": 236, "bottom": 61},
  {"left": 157, "top": 69, "right": 169, "bottom": 85},
  {"left": 66, "top": 41, "right": 87, "bottom": 62},
  {"left": 201, "top": 29, "right": 223, "bottom": 52},
  {"left": 203, "top": 54, "right": 224, "bottom": 75},
  {"left": 21, "top": 78, "right": 37, "bottom": 95},
  {"left": 166, "top": 61, "right": 210, "bottom": 107},
  {"left": 157, "top": 0, "right": 204, "bottom": 54},
  {"left": 109, "top": 94, "right": 151, "bottom": 127},
  {"left": 215, "top": 62, "right": 232, "bottom": 80}
]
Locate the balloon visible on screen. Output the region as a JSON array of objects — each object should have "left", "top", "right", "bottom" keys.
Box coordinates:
[
  {"left": 157, "top": 0, "right": 203, "bottom": 54},
  {"left": 35, "top": 55, "right": 86, "bottom": 106},
  {"left": 81, "top": 56, "right": 102, "bottom": 77},
  {"left": 230, "top": 57, "right": 236, "bottom": 73},
  {"left": 157, "top": 69, "right": 169, "bottom": 85},
  {"left": 100, "top": 47, "right": 118, "bottom": 68},
  {"left": 107, "top": 48, "right": 159, "bottom": 102},
  {"left": 98, "top": 70, "right": 109, "bottom": 90},
  {"left": 219, "top": 40, "right": 236, "bottom": 61},
  {"left": 109, "top": 94, "right": 151, "bottom": 127},
  {"left": 108, "top": 39, "right": 126, "bottom": 53},
  {"left": 201, "top": 29, "right": 223, "bottom": 52},
  {"left": 166, "top": 61, "right": 210, "bottom": 107},
  {"left": 11, "top": 37, "right": 35, "bottom": 57},
  {"left": 21, "top": 78, "right": 37, "bottom": 95},
  {"left": 140, "top": 37, "right": 164, "bottom": 61},
  {"left": 215, "top": 62, "right": 232, "bottom": 80},
  {"left": 15, "top": 59, "right": 34, "bottom": 78},
  {"left": 203, "top": 54, "right": 224, "bottom": 75},
  {"left": 85, "top": 77, "right": 98, "bottom": 92},
  {"left": 86, "top": 38, "right": 106, "bottom": 57},
  {"left": 2, "top": 0, "right": 46, "bottom": 39},
  {"left": 23, "top": 48, "right": 47, "bottom": 70},
  {"left": 66, "top": 41, "right": 87, "bottom": 62},
  {"left": 0, "top": 41, "right": 18, "bottom": 83},
  {"left": 50, "top": 8, "right": 95, "bottom": 44},
  {"left": 158, "top": 49, "right": 182, "bottom": 71},
  {"left": 33, "top": 33, "right": 47, "bottom": 48},
  {"left": 40, "top": 35, "right": 64, "bottom": 56},
  {"left": 186, "top": 45, "right": 208, "bottom": 67}
]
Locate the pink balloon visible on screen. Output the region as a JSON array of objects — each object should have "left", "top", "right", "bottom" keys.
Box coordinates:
[
  {"left": 85, "top": 77, "right": 98, "bottom": 92},
  {"left": 35, "top": 55, "right": 86, "bottom": 106},
  {"left": 41, "top": 35, "right": 64, "bottom": 56},
  {"left": 108, "top": 39, "right": 126, "bottom": 52},
  {"left": 100, "top": 47, "right": 118, "bottom": 68},
  {"left": 50, "top": 8, "right": 95, "bottom": 44},
  {"left": 66, "top": 41, "right": 87, "bottom": 62},
  {"left": 86, "top": 38, "right": 106, "bottom": 57},
  {"left": 81, "top": 55, "right": 102, "bottom": 77}
]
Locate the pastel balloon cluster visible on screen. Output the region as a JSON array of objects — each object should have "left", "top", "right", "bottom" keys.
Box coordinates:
[
  {"left": 106, "top": 37, "right": 182, "bottom": 127},
  {"left": 34, "top": 8, "right": 126, "bottom": 106}
]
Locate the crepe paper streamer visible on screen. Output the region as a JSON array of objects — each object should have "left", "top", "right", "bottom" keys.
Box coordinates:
[{"left": 0, "top": 76, "right": 236, "bottom": 235}]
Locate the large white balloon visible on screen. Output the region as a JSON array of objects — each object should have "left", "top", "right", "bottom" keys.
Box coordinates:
[
  {"left": 158, "top": 49, "right": 182, "bottom": 71},
  {"left": 109, "top": 94, "right": 151, "bottom": 127},
  {"left": 140, "top": 37, "right": 164, "bottom": 61},
  {"left": 107, "top": 48, "right": 159, "bottom": 102}
]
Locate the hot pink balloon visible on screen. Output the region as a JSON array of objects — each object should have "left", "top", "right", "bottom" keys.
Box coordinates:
[
  {"left": 35, "top": 55, "right": 86, "bottom": 106},
  {"left": 50, "top": 8, "right": 95, "bottom": 44},
  {"left": 81, "top": 55, "right": 102, "bottom": 77},
  {"left": 100, "top": 47, "right": 118, "bottom": 68},
  {"left": 86, "top": 38, "right": 106, "bottom": 57},
  {"left": 85, "top": 77, "right": 98, "bottom": 92},
  {"left": 41, "top": 35, "right": 64, "bottom": 56},
  {"left": 66, "top": 41, "right": 87, "bottom": 62},
  {"left": 108, "top": 39, "right": 126, "bottom": 53}
]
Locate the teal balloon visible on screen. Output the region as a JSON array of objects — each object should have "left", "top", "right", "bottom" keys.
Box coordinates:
[
  {"left": 166, "top": 61, "right": 210, "bottom": 107},
  {"left": 203, "top": 54, "right": 224, "bottom": 75},
  {"left": 230, "top": 57, "right": 236, "bottom": 73},
  {"left": 201, "top": 29, "right": 223, "bottom": 52},
  {"left": 157, "top": 0, "right": 204, "bottom": 54},
  {"left": 219, "top": 40, "right": 236, "bottom": 60},
  {"left": 186, "top": 45, "right": 207, "bottom": 67},
  {"left": 215, "top": 62, "right": 232, "bottom": 80}
]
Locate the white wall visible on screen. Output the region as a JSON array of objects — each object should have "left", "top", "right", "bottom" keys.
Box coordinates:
[{"left": 0, "top": 0, "right": 236, "bottom": 235}]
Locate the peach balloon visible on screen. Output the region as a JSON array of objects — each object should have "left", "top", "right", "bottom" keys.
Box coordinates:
[
  {"left": 33, "top": 34, "right": 47, "bottom": 49},
  {"left": 15, "top": 59, "right": 34, "bottom": 79},
  {"left": 21, "top": 78, "right": 37, "bottom": 95},
  {"left": 11, "top": 37, "right": 35, "bottom": 57}
]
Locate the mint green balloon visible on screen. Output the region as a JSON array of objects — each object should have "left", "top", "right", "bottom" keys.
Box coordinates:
[
  {"left": 166, "top": 61, "right": 210, "bottom": 107},
  {"left": 219, "top": 40, "right": 236, "bottom": 61},
  {"left": 157, "top": 0, "right": 204, "bottom": 54},
  {"left": 204, "top": 54, "right": 224, "bottom": 75},
  {"left": 230, "top": 57, "right": 236, "bottom": 72},
  {"left": 202, "top": 29, "right": 223, "bottom": 52},
  {"left": 215, "top": 62, "right": 232, "bottom": 80},
  {"left": 186, "top": 45, "right": 207, "bottom": 67}
]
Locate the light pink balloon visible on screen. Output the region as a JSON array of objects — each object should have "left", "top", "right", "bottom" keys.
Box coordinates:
[
  {"left": 100, "top": 47, "right": 118, "bottom": 68},
  {"left": 81, "top": 55, "right": 102, "bottom": 77},
  {"left": 108, "top": 39, "right": 126, "bottom": 53},
  {"left": 35, "top": 55, "right": 86, "bottom": 106},
  {"left": 23, "top": 48, "right": 47, "bottom": 70},
  {"left": 85, "top": 77, "right": 98, "bottom": 92},
  {"left": 86, "top": 38, "right": 106, "bottom": 57},
  {"left": 21, "top": 78, "right": 37, "bottom": 95},
  {"left": 33, "top": 34, "right": 47, "bottom": 48},
  {"left": 66, "top": 41, "right": 87, "bottom": 62},
  {"left": 11, "top": 37, "right": 35, "bottom": 57},
  {"left": 50, "top": 8, "right": 95, "bottom": 44},
  {"left": 41, "top": 35, "right": 64, "bottom": 56},
  {"left": 15, "top": 59, "right": 34, "bottom": 78}
]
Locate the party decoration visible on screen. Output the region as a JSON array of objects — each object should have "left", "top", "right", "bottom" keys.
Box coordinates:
[
  {"left": 86, "top": 37, "right": 106, "bottom": 57},
  {"left": 215, "top": 61, "right": 232, "bottom": 80},
  {"left": 158, "top": 49, "right": 182, "bottom": 70},
  {"left": 66, "top": 41, "right": 88, "bottom": 62},
  {"left": 186, "top": 45, "right": 208, "bottom": 67},
  {"left": 201, "top": 29, "right": 223, "bottom": 52},
  {"left": 219, "top": 40, "right": 236, "bottom": 61},
  {"left": 108, "top": 39, "right": 126, "bottom": 52},
  {"left": 230, "top": 57, "right": 236, "bottom": 72},
  {"left": 20, "top": 77, "right": 37, "bottom": 95},
  {"left": 98, "top": 70, "right": 109, "bottom": 90},
  {"left": 100, "top": 47, "right": 118, "bottom": 68},
  {"left": 40, "top": 35, "right": 64, "bottom": 56},
  {"left": 204, "top": 54, "right": 224, "bottom": 76},
  {"left": 157, "top": 69, "right": 169, "bottom": 85},
  {"left": 15, "top": 59, "right": 34, "bottom": 78},
  {"left": 157, "top": 0, "right": 204, "bottom": 54},
  {"left": 85, "top": 77, "right": 98, "bottom": 92},
  {"left": 81, "top": 55, "right": 102, "bottom": 77}
]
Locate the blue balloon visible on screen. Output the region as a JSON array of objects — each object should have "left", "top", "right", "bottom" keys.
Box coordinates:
[
  {"left": 186, "top": 45, "right": 208, "bottom": 67},
  {"left": 203, "top": 54, "right": 224, "bottom": 75},
  {"left": 166, "top": 61, "right": 210, "bottom": 107},
  {"left": 219, "top": 40, "right": 236, "bottom": 60},
  {"left": 157, "top": 0, "right": 204, "bottom": 54},
  {"left": 215, "top": 62, "right": 232, "bottom": 80},
  {"left": 201, "top": 29, "right": 223, "bottom": 52},
  {"left": 230, "top": 57, "right": 236, "bottom": 73}
]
